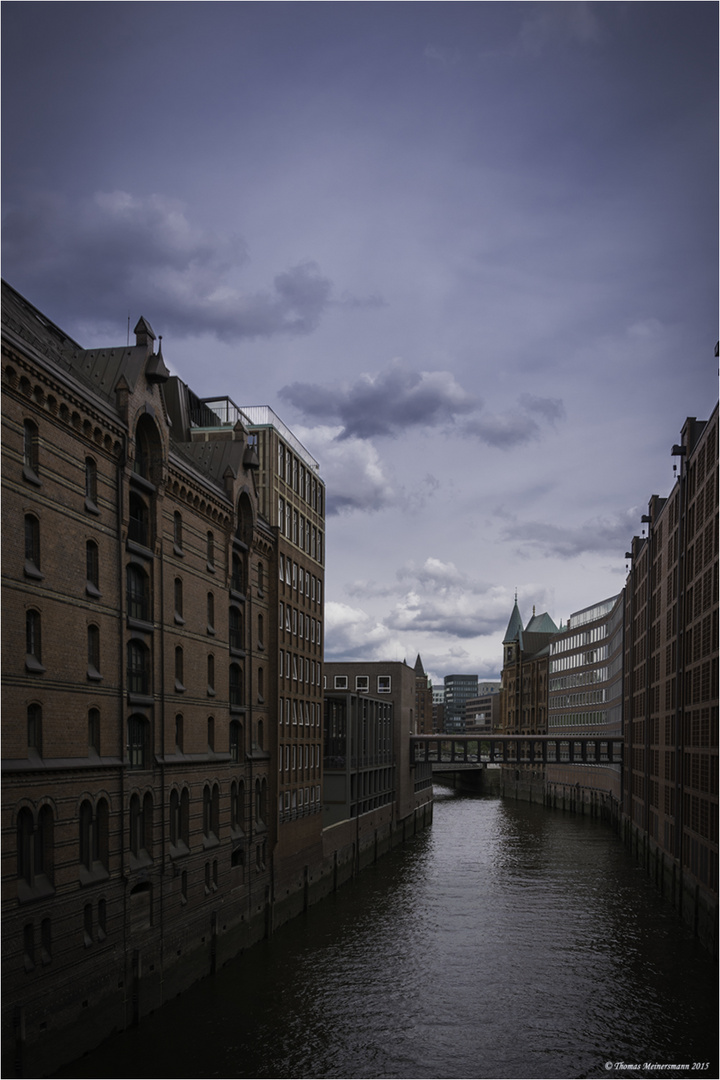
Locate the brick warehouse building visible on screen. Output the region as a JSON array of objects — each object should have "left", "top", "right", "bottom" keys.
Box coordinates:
[
  {"left": 623, "top": 406, "right": 718, "bottom": 947},
  {"left": 1, "top": 281, "right": 328, "bottom": 1073}
]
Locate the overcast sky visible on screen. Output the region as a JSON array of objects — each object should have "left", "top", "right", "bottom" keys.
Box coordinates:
[{"left": 3, "top": 2, "right": 717, "bottom": 683}]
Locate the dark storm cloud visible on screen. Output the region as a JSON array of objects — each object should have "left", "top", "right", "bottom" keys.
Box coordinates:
[
  {"left": 518, "top": 393, "right": 566, "bottom": 426},
  {"left": 279, "top": 360, "right": 478, "bottom": 440},
  {"left": 2, "top": 191, "right": 338, "bottom": 341},
  {"left": 501, "top": 507, "right": 640, "bottom": 559}
]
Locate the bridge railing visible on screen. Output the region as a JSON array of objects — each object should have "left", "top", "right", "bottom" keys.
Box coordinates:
[{"left": 410, "top": 734, "right": 623, "bottom": 767}]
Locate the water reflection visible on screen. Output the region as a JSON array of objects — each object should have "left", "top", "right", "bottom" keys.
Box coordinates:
[{"left": 56, "top": 789, "right": 717, "bottom": 1080}]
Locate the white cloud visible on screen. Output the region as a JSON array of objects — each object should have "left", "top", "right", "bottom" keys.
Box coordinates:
[{"left": 293, "top": 425, "right": 395, "bottom": 515}]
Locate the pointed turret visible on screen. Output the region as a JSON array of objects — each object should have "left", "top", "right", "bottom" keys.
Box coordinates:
[
  {"left": 145, "top": 333, "right": 170, "bottom": 384},
  {"left": 502, "top": 599, "right": 524, "bottom": 646}
]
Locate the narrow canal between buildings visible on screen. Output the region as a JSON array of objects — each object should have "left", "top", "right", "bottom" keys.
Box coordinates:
[{"left": 57, "top": 787, "right": 718, "bottom": 1080}]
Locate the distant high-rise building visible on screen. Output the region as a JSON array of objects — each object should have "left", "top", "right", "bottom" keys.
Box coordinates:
[
  {"left": 546, "top": 594, "right": 624, "bottom": 811},
  {"left": 443, "top": 674, "right": 479, "bottom": 733}
]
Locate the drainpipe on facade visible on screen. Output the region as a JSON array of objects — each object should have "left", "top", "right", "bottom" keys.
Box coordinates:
[
  {"left": 674, "top": 448, "right": 687, "bottom": 902},
  {"left": 644, "top": 515, "right": 654, "bottom": 842},
  {"left": 117, "top": 441, "right": 129, "bottom": 992},
  {"left": 158, "top": 532, "right": 166, "bottom": 991}
]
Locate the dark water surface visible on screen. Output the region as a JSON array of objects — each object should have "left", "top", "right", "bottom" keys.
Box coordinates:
[{"left": 57, "top": 788, "right": 718, "bottom": 1079}]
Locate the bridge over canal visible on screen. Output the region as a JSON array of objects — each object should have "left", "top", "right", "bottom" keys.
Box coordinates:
[{"left": 410, "top": 733, "right": 624, "bottom": 773}]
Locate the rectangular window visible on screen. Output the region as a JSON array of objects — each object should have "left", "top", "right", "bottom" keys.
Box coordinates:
[
  {"left": 378, "top": 676, "right": 391, "bottom": 693},
  {"left": 356, "top": 676, "right": 369, "bottom": 692},
  {"left": 334, "top": 676, "right": 348, "bottom": 690}
]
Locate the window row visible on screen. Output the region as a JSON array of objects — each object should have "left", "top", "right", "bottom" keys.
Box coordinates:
[
  {"left": 279, "top": 652, "right": 322, "bottom": 688},
  {"left": 278, "top": 698, "right": 322, "bottom": 727},
  {"left": 330, "top": 674, "right": 392, "bottom": 693},
  {"left": 279, "top": 742, "right": 321, "bottom": 774},
  {"left": 279, "top": 785, "right": 322, "bottom": 818},
  {"left": 25, "top": 609, "right": 101, "bottom": 680},
  {"left": 279, "top": 556, "right": 322, "bottom": 604},
  {"left": 279, "top": 603, "right": 322, "bottom": 646},
  {"left": 23, "top": 420, "right": 100, "bottom": 513},
  {"left": 278, "top": 498, "right": 324, "bottom": 560},
  {"left": 17, "top": 782, "right": 269, "bottom": 889},
  {"left": 277, "top": 442, "right": 324, "bottom": 515}
]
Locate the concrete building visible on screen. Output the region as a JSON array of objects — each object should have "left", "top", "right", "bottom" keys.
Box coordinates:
[
  {"left": 443, "top": 674, "right": 478, "bottom": 733},
  {"left": 235, "top": 405, "right": 326, "bottom": 894},
  {"left": 322, "top": 689, "right": 394, "bottom": 826},
  {"left": 623, "top": 406, "right": 718, "bottom": 946},
  {"left": 546, "top": 594, "right": 624, "bottom": 817},
  {"left": 464, "top": 682, "right": 501, "bottom": 734},
  {"left": 323, "top": 660, "right": 433, "bottom": 828}
]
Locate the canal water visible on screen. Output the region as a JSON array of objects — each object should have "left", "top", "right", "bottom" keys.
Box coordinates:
[{"left": 57, "top": 787, "right": 718, "bottom": 1080}]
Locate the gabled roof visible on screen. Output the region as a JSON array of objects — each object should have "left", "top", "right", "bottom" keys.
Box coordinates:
[{"left": 525, "top": 611, "right": 558, "bottom": 635}]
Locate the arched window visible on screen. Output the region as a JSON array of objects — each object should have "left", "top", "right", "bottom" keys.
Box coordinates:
[
  {"left": 170, "top": 788, "right": 189, "bottom": 849},
  {"left": 26, "top": 609, "right": 44, "bottom": 673},
  {"left": 25, "top": 514, "right": 41, "bottom": 577},
  {"left": 23, "top": 419, "right": 39, "bottom": 479},
  {"left": 127, "top": 641, "right": 149, "bottom": 696},
  {"left": 129, "top": 792, "right": 152, "bottom": 860},
  {"left": 174, "top": 646, "right": 185, "bottom": 691},
  {"left": 86, "top": 541, "right": 99, "bottom": 594},
  {"left": 229, "top": 664, "right": 243, "bottom": 708},
  {"left": 257, "top": 666, "right": 264, "bottom": 702},
  {"left": 255, "top": 778, "right": 267, "bottom": 826},
  {"left": 134, "top": 414, "right": 161, "bottom": 483},
  {"left": 203, "top": 784, "right": 219, "bottom": 840},
  {"left": 129, "top": 794, "right": 142, "bottom": 856},
  {"left": 128, "top": 491, "right": 149, "bottom": 547},
  {"left": 127, "top": 714, "right": 148, "bottom": 768},
  {"left": 17, "top": 808, "right": 34, "bottom": 884},
  {"left": 207, "top": 716, "right": 215, "bottom": 751},
  {"left": 181, "top": 788, "right": 190, "bottom": 845},
  {"left": 85, "top": 457, "right": 98, "bottom": 507},
  {"left": 229, "top": 607, "right": 243, "bottom": 651},
  {"left": 230, "top": 780, "right": 240, "bottom": 831},
  {"left": 173, "top": 512, "right": 183, "bottom": 553},
  {"left": 174, "top": 578, "right": 184, "bottom": 622},
  {"left": 231, "top": 552, "right": 244, "bottom": 594},
  {"left": 257, "top": 613, "right": 264, "bottom": 649},
  {"left": 175, "top": 713, "right": 184, "bottom": 753},
  {"left": 87, "top": 624, "right": 100, "bottom": 678},
  {"left": 236, "top": 492, "right": 254, "bottom": 546},
  {"left": 27, "top": 704, "right": 42, "bottom": 756},
  {"left": 88, "top": 708, "right": 100, "bottom": 754},
  {"left": 207, "top": 654, "right": 215, "bottom": 695},
  {"left": 79, "top": 798, "right": 109, "bottom": 874},
  {"left": 127, "top": 564, "right": 149, "bottom": 621},
  {"left": 169, "top": 789, "right": 180, "bottom": 847},
  {"left": 229, "top": 720, "right": 240, "bottom": 763},
  {"left": 17, "top": 805, "right": 54, "bottom": 889},
  {"left": 207, "top": 531, "right": 215, "bottom": 569},
  {"left": 207, "top": 592, "right": 215, "bottom": 633},
  {"left": 257, "top": 561, "right": 264, "bottom": 593}
]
